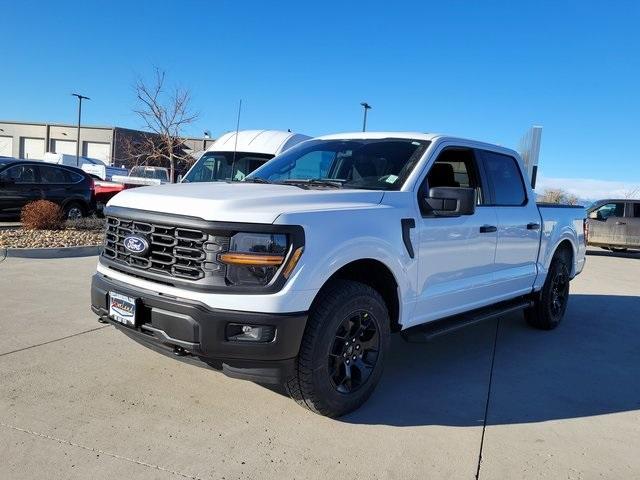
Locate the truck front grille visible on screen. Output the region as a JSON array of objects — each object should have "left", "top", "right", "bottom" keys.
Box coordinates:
[{"left": 103, "top": 216, "right": 229, "bottom": 283}]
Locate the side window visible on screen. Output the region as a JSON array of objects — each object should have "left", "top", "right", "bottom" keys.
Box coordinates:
[
  {"left": 39, "top": 166, "right": 68, "bottom": 184},
  {"left": 480, "top": 150, "right": 527, "bottom": 206},
  {"left": 67, "top": 171, "right": 84, "bottom": 183},
  {"left": 595, "top": 202, "right": 624, "bottom": 220},
  {"left": 423, "top": 148, "right": 484, "bottom": 204},
  {"left": 634, "top": 203, "right": 640, "bottom": 218},
  {"left": 0, "top": 165, "right": 37, "bottom": 183}
]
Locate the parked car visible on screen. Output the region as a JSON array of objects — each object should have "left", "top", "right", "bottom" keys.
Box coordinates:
[
  {"left": 0, "top": 158, "right": 95, "bottom": 219},
  {"left": 86, "top": 174, "right": 125, "bottom": 213},
  {"left": 111, "top": 166, "right": 170, "bottom": 188},
  {"left": 181, "top": 130, "right": 311, "bottom": 183},
  {"left": 43, "top": 152, "right": 129, "bottom": 181},
  {"left": 586, "top": 199, "right": 640, "bottom": 251},
  {"left": 91, "top": 132, "right": 586, "bottom": 417}
]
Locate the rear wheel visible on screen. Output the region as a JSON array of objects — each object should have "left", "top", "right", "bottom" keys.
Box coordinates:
[
  {"left": 286, "top": 280, "right": 390, "bottom": 417},
  {"left": 525, "top": 249, "right": 571, "bottom": 330},
  {"left": 63, "top": 202, "right": 86, "bottom": 220}
]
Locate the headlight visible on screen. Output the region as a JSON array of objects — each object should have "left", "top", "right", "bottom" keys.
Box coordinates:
[{"left": 219, "top": 232, "right": 289, "bottom": 286}]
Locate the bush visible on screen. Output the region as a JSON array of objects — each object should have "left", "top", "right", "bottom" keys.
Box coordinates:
[
  {"left": 21, "top": 200, "right": 64, "bottom": 230},
  {"left": 65, "top": 216, "right": 105, "bottom": 231}
]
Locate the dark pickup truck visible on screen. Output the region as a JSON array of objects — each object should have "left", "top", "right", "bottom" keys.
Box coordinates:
[{"left": 587, "top": 199, "right": 640, "bottom": 252}]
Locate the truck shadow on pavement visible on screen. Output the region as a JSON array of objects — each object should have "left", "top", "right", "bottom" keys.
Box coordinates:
[
  {"left": 586, "top": 249, "right": 640, "bottom": 260},
  {"left": 338, "top": 293, "right": 640, "bottom": 427}
]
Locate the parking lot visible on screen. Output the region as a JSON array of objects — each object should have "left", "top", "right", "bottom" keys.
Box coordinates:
[{"left": 0, "top": 249, "right": 638, "bottom": 479}]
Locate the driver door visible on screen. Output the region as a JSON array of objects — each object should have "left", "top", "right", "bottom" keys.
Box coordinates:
[
  {"left": 0, "top": 164, "right": 41, "bottom": 216},
  {"left": 411, "top": 146, "right": 499, "bottom": 327},
  {"left": 588, "top": 202, "right": 625, "bottom": 246}
]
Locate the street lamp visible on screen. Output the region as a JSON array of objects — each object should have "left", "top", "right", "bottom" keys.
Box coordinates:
[
  {"left": 360, "top": 102, "right": 372, "bottom": 132},
  {"left": 72, "top": 93, "right": 90, "bottom": 167}
]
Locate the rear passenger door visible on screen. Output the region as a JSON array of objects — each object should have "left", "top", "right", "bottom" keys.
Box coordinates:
[
  {"left": 37, "top": 165, "right": 74, "bottom": 205},
  {"left": 478, "top": 149, "right": 541, "bottom": 298},
  {"left": 622, "top": 202, "right": 640, "bottom": 248}
]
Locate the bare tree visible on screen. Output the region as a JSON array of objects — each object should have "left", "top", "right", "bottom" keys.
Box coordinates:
[
  {"left": 538, "top": 188, "right": 580, "bottom": 205},
  {"left": 623, "top": 187, "right": 640, "bottom": 199},
  {"left": 125, "top": 68, "right": 198, "bottom": 182}
]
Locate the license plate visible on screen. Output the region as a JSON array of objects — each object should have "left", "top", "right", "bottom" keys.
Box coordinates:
[{"left": 108, "top": 292, "right": 137, "bottom": 327}]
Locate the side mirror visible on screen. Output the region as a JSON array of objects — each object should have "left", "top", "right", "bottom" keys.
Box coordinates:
[
  {"left": 423, "top": 187, "right": 476, "bottom": 216},
  {"left": 588, "top": 211, "right": 599, "bottom": 220}
]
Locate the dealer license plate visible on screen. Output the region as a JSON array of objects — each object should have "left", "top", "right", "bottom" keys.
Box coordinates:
[{"left": 108, "top": 292, "right": 137, "bottom": 327}]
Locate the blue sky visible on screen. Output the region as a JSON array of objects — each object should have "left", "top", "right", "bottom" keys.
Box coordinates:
[{"left": 2, "top": 0, "right": 639, "bottom": 194}]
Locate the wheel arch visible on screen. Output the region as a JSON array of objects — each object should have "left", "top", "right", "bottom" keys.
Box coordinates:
[
  {"left": 310, "top": 258, "right": 402, "bottom": 333},
  {"left": 550, "top": 238, "right": 575, "bottom": 275}
]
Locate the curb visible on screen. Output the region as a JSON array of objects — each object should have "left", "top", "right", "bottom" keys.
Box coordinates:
[{"left": 3, "top": 245, "right": 102, "bottom": 259}]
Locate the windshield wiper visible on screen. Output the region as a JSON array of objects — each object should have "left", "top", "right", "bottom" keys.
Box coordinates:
[
  {"left": 282, "top": 178, "right": 344, "bottom": 188},
  {"left": 243, "top": 177, "right": 272, "bottom": 184}
]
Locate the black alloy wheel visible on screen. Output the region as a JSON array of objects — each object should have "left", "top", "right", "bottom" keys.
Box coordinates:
[
  {"left": 549, "top": 264, "right": 570, "bottom": 319},
  {"left": 329, "top": 310, "right": 380, "bottom": 394}
]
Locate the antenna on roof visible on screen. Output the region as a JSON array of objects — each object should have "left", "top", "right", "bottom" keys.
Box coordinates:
[{"left": 231, "top": 99, "right": 242, "bottom": 181}]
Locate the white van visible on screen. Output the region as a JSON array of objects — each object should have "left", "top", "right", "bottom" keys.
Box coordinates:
[{"left": 181, "top": 130, "right": 310, "bottom": 183}]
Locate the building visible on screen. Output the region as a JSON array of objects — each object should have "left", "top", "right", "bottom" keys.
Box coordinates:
[{"left": 0, "top": 120, "right": 215, "bottom": 167}]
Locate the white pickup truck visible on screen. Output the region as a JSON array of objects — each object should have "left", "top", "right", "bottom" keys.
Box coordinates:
[{"left": 91, "top": 132, "right": 586, "bottom": 417}]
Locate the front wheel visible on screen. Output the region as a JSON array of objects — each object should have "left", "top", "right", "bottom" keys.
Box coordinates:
[
  {"left": 525, "top": 250, "right": 571, "bottom": 330},
  {"left": 285, "top": 280, "right": 390, "bottom": 417}
]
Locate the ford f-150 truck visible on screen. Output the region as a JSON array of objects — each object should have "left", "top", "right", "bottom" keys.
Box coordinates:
[{"left": 91, "top": 132, "right": 586, "bottom": 417}]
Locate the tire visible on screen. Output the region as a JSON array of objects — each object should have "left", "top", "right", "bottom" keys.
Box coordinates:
[
  {"left": 525, "top": 249, "right": 571, "bottom": 330},
  {"left": 63, "top": 201, "right": 86, "bottom": 220},
  {"left": 285, "top": 279, "right": 390, "bottom": 417}
]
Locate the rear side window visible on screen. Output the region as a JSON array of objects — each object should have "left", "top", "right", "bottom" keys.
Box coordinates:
[
  {"left": 633, "top": 203, "right": 640, "bottom": 218},
  {"left": 39, "top": 166, "right": 67, "bottom": 184},
  {"left": 37, "top": 166, "right": 84, "bottom": 184},
  {"left": 480, "top": 150, "right": 527, "bottom": 206}
]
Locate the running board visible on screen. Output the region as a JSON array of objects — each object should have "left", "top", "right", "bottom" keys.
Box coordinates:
[{"left": 401, "top": 297, "right": 534, "bottom": 343}]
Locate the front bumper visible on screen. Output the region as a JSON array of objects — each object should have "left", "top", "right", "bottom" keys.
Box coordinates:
[{"left": 91, "top": 273, "right": 307, "bottom": 384}]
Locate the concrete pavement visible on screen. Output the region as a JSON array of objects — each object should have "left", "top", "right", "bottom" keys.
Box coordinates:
[{"left": 0, "top": 250, "right": 638, "bottom": 479}]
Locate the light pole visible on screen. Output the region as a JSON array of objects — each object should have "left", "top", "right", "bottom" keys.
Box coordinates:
[
  {"left": 72, "top": 93, "right": 90, "bottom": 167},
  {"left": 360, "top": 102, "right": 372, "bottom": 132}
]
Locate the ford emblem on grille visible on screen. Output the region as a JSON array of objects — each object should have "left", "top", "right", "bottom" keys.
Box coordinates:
[{"left": 123, "top": 235, "right": 150, "bottom": 256}]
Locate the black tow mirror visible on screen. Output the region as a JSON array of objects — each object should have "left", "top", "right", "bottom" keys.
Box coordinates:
[{"left": 423, "top": 186, "right": 476, "bottom": 216}]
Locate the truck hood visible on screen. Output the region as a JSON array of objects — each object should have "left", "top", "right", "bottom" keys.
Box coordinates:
[{"left": 107, "top": 182, "right": 385, "bottom": 224}]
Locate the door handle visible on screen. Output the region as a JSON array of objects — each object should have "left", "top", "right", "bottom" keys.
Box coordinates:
[
  {"left": 615, "top": 221, "right": 627, "bottom": 225},
  {"left": 527, "top": 222, "right": 541, "bottom": 230},
  {"left": 479, "top": 225, "right": 497, "bottom": 233}
]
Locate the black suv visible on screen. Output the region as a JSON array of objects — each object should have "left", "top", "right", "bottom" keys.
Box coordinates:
[{"left": 0, "top": 158, "right": 96, "bottom": 219}]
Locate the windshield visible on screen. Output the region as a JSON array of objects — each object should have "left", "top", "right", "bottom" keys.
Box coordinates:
[
  {"left": 130, "top": 167, "right": 169, "bottom": 181},
  {"left": 182, "top": 151, "right": 273, "bottom": 183},
  {"left": 247, "top": 138, "right": 429, "bottom": 190}
]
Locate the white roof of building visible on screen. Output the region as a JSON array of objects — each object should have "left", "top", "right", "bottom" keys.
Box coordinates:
[{"left": 207, "top": 130, "right": 311, "bottom": 155}]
